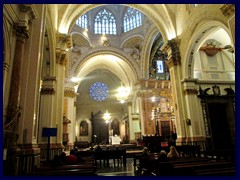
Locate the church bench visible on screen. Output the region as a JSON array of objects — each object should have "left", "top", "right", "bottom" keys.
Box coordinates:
[
  {"left": 194, "top": 167, "right": 235, "bottom": 175},
  {"left": 27, "top": 169, "right": 97, "bottom": 176}
]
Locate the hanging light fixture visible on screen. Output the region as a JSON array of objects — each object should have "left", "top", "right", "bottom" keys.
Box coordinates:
[
  {"left": 103, "top": 110, "right": 111, "bottom": 124},
  {"left": 116, "top": 82, "right": 130, "bottom": 103}
]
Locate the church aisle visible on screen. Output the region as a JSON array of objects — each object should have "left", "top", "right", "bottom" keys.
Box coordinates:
[{"left": 97, "top": 158, "right": 135, "bottom": 176}]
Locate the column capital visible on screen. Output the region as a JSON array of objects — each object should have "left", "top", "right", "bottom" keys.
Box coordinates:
[
  {"left": 56, "top": 48, "right": 67, "bottom": 65},
  {"left": 164, "top": 38, "right": 181, "bottom": 68},
  {"left": 14, "top": 24, "right": 29, "bottom": 40},
  {"left": 56, "top": 33, "right": 72, "bottom": 49},
  {"left": 64, "top": 88, "right": 78, "bottom": 98}
]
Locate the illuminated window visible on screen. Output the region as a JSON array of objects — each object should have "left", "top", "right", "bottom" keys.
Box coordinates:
[
  {"left": 123, "top": 7, "right": 142, "bottom": 32},
  {"left": 94, "top": 9, "right": 116, "bottom": 35},
  {"left": 89, "top": 82, "right": 109, "bottom": 101},
  {"left": 156, "top": 60, "right": 164, "bottom": 73},
  {"left": 76, "top": 14, "right": 88, "bottom": 29}
]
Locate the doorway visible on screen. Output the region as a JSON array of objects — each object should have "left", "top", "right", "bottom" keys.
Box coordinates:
[{"left": 207, "top": 102, "right": 234, "bottom": 150}]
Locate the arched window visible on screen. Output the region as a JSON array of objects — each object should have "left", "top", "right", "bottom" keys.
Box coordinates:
[
  {"left": 94, "top": 9, "right": 117, "bottom": 35},
  {"left": 76, "top": 14, "right": 88, "bottom": 29},
  {"left": 124, "top": 7, "right": 142, "bottom": 32}
]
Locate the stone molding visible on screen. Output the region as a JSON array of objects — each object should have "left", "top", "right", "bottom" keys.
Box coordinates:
[{"left": 184, "top": 89, "right": 198, "bottom": 95}]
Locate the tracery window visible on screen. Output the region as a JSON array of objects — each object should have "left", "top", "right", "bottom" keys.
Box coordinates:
[
  {"left": 123, "top": 7, "right": 142, "bottom": 32},
  {"left": 94, "top": 9, "right": 117, "bottom": 35},
  {"left": 89, "top": 82, "right": 109, "bottom": 101},
  {"left": 76, "top": 14, "right": 88, "bottom": 29}
]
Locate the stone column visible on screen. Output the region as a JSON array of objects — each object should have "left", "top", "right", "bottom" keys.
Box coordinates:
[
  {"left": 38, "top": 76, "right": 57, "bottom": 143},
  {"left": 127, "top": 101, "right": 134, "bottom": 142},
  {"left": 54, "top": 33, "right": 72, "bottom": 149},
  {"left": 164, "top": 39, "right": 186, "bottom": 142},
  {"left": 5, "top": 25, "right": 29, "bottom": 125},
  {"left": 64, "top": 87, "right": 78, "bottom": 150},
  {"left": 182, "top": 78, "right": 205, "bottom": 142}
]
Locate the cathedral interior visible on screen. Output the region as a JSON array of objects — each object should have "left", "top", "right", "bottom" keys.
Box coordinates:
[{"left": 3, "top": 4, "right": 236, "bottom": 176}]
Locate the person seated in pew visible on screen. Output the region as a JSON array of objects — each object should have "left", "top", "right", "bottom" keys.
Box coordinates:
[
  {"left": 167, "top": 146, "right": 179, "bottom": 160},
  {"left": 66, "top": 149, "right": 78, "bottom": 164},
  {"left": 141, "top": 147, "right": 150, "bottom": 157},
  {"left": 157, "top": 150, "right": 169, "bottom": 162},
  {"left": 155, "top": 150, "right": 174, "bottom": 176}
]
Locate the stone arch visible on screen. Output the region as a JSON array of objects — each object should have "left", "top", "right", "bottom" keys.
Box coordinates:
[
  {"left": 73, "top": 47, "right": 139, "bottom": 89},
  {"left": 70, "top": 31, "right": 92, "bottom": 47},
  {"left": 59, "top": 4, "right": 172, "bottom": 43},
  {"left": 141, "top": 27, "right": 163, "bottom": 78},
  {"left": 183, "top": 20, "right": 233, "bottom": 79}
]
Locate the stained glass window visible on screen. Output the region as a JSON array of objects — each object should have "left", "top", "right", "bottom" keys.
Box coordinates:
[
  {"left": 124, "top": 7, "right": 142, "bottom": 32},
  {"left": 94, "top": 9, "right": 117, "bottom": 35},
  {"left": 89, "top": 82, "right": 109, "bottom": 101},
  {"left": 76, "top": 14, "right": 88, "bottom": 29}
]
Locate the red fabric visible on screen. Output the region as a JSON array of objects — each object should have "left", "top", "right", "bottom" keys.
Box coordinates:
[{"left": 66, "top": 155, "right": 77, "bottom": 163}]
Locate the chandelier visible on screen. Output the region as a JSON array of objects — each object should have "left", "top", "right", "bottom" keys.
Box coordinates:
[
  {"left": 103, "top": 110, "right": 111, "bottom": 124},
  {"left": 116, "top": 82, "right": 130, "bottom": 103}
]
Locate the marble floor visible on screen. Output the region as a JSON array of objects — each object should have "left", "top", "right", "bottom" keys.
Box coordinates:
[{"left": 96, "top": 158, "right": 135, "bottom": 176}]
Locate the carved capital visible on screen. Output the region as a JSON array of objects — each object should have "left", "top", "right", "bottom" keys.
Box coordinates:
[
  {"left": 220, "top": 4, "right": 235, "bottom": 18},
  {"left": 57, "top": 33, "right": 72, "bottom": 49},
  {"left": 56, "top": 48, "right": 67, "bottom": 65},
  {"left": 64, "top": 89, "right": 78, "bottom": 98},
  {"left": 164, "top": 39, "right": 181, "bottom": 68},
  {"left": 14, "top": 24, "right": 29, "bottom": 40}
]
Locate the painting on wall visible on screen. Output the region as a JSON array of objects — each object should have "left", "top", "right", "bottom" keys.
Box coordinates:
[{"left": 80, "top": 121, "right": 88, "bottom": 136}]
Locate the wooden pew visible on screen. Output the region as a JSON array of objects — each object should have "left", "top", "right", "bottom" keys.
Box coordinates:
[
  {"left": 28, "top": 162, "right": 97, "bottom": 176},
  {"left": 173, "top": 160, "right": 234, "bottom": 175}
]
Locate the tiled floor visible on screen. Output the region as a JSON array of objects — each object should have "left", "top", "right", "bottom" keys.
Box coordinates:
[{"left": 96, "top": 158, "right": 135, "bottom": 176}]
